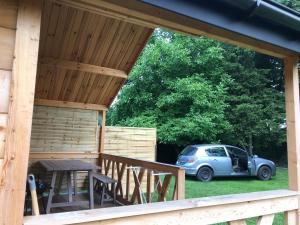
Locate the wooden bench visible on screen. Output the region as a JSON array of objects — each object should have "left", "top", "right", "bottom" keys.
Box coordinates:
[{"left": 91, "top": 172, "right": 117, "bottom": 206}]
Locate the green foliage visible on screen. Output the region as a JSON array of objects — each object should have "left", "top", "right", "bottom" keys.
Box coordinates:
[{"left": 108, "top": 31, "right": 232, "bottom": 146}]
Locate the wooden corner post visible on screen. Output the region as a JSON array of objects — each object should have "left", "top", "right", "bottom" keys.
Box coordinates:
[
  {"left": 0, "top": 0, "right": 41, "bottom": 224},
  {"left": 284, "top": 56, "right": 300, "bottom": 225},
  {"left": 99, "top": 110, "right": 106, "bottom": 153}
]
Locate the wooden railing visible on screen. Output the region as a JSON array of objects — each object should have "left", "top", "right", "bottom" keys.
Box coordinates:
[
  {"left": 23, "top": 190, "right": 299, "bottom": 225},
  {"left": 99, "top": 153, "right": 185, "bottom": 204}
]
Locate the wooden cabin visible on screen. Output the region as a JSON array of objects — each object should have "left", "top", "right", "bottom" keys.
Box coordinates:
[{"left": 0, "top": 0, "right": 299, "bottom": 225}]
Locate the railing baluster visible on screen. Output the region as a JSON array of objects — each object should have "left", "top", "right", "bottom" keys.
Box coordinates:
[
  {"left": 285, "top": 210, "right": 297, "bottom": 225},
  {"left": 146, "top": 169, "right": 153, "bottom": 203},
  {"left": 99, "top": 153, "right": 184, "bottom": 204},
  {"left": 126, "top": 164, "right": 130, "bottom": 201},
  {"left": 257, "top": 214, "right": 275, "bottom": 225}
]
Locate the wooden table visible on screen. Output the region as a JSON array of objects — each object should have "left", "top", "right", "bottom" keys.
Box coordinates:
[{"left": 39, "top": 160, "right": 99, "bottom": 213}]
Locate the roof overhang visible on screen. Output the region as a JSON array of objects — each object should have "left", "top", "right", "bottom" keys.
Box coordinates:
[{"left": 141, "top": 0, "right": 300, "bottom": 55}]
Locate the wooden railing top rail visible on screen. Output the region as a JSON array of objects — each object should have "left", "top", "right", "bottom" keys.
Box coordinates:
[
  {"left": 23, "top": 189, "right": 298, "bottom": 225},
  {"left": 100, "top": 153, "right": 184, "bottom": 175}
]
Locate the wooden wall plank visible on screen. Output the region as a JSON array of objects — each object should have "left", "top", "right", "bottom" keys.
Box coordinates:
[
  {"left": 0, "top": 114, "right": 8, "bottom": 159},
  {"left": 0, "top": 0, "right": 18, "bottom": 29},
  {"left": 0, "top": 70, "right": 11, "bottom": 113},
  {"left": 104, "top": 126, "right": 156, "bottom": 161},
  {"left": 0, "top": 1, "right": 41, "bottom": 224},
  {"left": 30, "top": 106, "right": 99, "bottom": 153},
  {"left": 0, "top": 27, "right": 15, "bottom": 70}
]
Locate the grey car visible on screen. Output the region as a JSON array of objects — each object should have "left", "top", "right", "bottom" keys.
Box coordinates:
[{"left": 176, "top": 144, "right": 276, "bottom": 181}]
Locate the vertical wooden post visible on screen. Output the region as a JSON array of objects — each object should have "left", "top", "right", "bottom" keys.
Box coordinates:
[
  {"left": 176, "top": 168, "right": 185, "bottom": 200},
  {"left": 99, "top": 110, "right": 106, "bottom": 153},
  {"left": 284, "top": 56, "right": 300, "bottom": 225},
  {"left": 0, "top": 0, "right": 41, "bottom": 224}
]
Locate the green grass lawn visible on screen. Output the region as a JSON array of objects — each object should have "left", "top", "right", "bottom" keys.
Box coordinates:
[{"left": 181, "top": 167, "right": 288, "bottom": 225}]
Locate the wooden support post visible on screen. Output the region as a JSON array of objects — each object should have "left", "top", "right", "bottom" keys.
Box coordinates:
[
  {"left": 0, "top": 0, "right": 41, "bottom": 224},
  {"left": 175, "top": 168, "right": 185, "bottom": 200},
  {"left": 284, "top": 56, "right": 300, "bottom": 225},
  {"left": 99, "top": 110, "right": 106, "bottom": 153}
]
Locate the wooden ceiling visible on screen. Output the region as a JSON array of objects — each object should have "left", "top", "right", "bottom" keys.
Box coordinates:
[{"left": 35, "top": 1, "right": 153, "bottom": 107}]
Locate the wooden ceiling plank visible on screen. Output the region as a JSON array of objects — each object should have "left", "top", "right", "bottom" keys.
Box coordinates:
[
  {"left": 57, "top": 70, "right": 73, "bottom": 100},
  {"left": 92, "top": 19, "right": 122, "bottom": 66},
  {"left": 49, "top": 4, "right": 69, "bottom": 58},
  {"left": 38, "top": 0, "right": 53, "bottom": 57},
  {"left": 68, "top": 71, "right": 86, "bottom": 102},
  {"left": 51, "top": 68, "right": 67, "bottom": 100},
  {"left": 55, "top": 0, "right": 298, "bottom": 58},
  {"left": 74, "top": 73, "right": 93, "bottom": 102},
  {"left": 34, "top": 99, "right": 108, "bottom": 111},
  {"left": 43, "top": 2, "right": 61, "bottom": 57},
  {"left": 87, "top": 75, "right": 107, "bottom": 103},
  {"left": 116, "top": 26, "right": 146, "bottom": 71},
  {"left": 64, "top": 70, "right": 81, "bottom": 101},
  {"left": 70, "top": 12, "right": 95, "bottom": 62},
  {"left": 99, "top": 25, "right": 145, "bottom": 105},
  {"left": 82, "top": 73, "right": 102, "bottom": 103},
  {"left": 101, "top": 21, "right": 130, "bottom": 67},
  {"left": 76, "top": 14, "right": 100, "bottom": 62},
  {"left": 61, "top": 9, "right": 85, "bottom": 59},
  {"left": 89, "top": 18, "right": 115, "bottom": 65},
  {"left": 124, "top": 28, "right": 153, "bottom": 71},
  {"left": 40, "top": 57, "right": 128, "bottom": 78},
  {"left": 107, "top": 27, "right": 153, "bottom": 106},
  {"left": 81, "top": 15, "right": 107, "bottom": 62}
]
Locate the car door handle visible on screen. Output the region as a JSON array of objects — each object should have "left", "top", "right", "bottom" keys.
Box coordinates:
[{"left": 213, "top": 159, "right": 218, "bottom": 161}]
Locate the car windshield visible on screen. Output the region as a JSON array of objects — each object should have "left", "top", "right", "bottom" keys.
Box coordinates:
[{"left": 180, "top": 146, "right": 198, "bottom": 156}]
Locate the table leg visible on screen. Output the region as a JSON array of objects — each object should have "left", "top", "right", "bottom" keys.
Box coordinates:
[
  {"left": 67, "top": 171, "right": 72, "bottom": 202},
  {"left": 88, "top": 171, "right": 94, "bottom": 209},
  {"left": 57, "top": 172, "right": 64, "bottom": 194},
  {"left": 73, "top": 171, "right": 77, "bottom": 196},
  {"left": 46, "top": 171, "right": 57, "bottom": 214}
]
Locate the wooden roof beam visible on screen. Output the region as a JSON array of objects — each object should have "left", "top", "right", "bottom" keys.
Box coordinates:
[
  {"left": 34, "top": 99, "right": 108, "bottom": 111},
  {"left": 39, "top": 57, "right": 128, "bottom": 79}
]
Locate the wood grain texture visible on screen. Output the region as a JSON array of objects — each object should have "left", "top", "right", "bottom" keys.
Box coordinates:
[
  {"left": 35, "top": 1, "right": 153, "bottom": 106},
  {"left": 35, "top": 99, "right": 107, "bottom": 111},
  {"left": 104, "top": 126, "right": 156, "bottom": 161},
  {"left": 0, "top": 0, "right": 18, "bottom": 29},
  {"left": 0, "top": 27, "right": 15, "bottom": 70},
  {"left": 54, "top": 0, "right": 297, "bottom": 58},
  {"left": 23, "top": 190, "right": 299, "bottom": 225},
  {"left": 284, "top": 56, "right": 300, "bottom": 225},
  {"left": 40, "top": 57, "right": 128, "bottom": 78},
  {"left": 0, "top": 1, "right": 41, "bottom": 224},
  {"left": 30, "top": 106, "right": 100, "bottom": 152},
  {"left": 0, "top": 70, "right": 10, "bottom": 113},
  {"left": 0, "top": 114, "right": 7, "bottom": 159}
]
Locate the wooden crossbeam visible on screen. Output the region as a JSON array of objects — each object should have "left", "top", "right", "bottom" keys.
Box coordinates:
[
  {"left": 34, "top": 99, "right": 108, "bottom": 111},
  {"left": 39, "top": 57, "right": 128, "bottom": 79}
]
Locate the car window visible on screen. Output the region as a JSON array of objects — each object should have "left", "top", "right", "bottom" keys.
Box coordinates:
[
  {"left": 226, "top": 147, "right": 247, "bottom": 157},
  {"left": 205, "top": 147, "right": 227, "bottom": 157},
  {"left": 180, "top": 146, "right": 198, "bottom": 156}
]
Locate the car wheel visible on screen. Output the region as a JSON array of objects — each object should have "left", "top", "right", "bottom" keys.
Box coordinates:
[
  {"left": 257, "top": 166, "right": 272, "bottom": 181},
  {"left": 196, "top": 166, "right": 213, "bottom": 182}
]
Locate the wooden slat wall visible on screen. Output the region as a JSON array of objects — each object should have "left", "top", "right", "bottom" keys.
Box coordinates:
[
  {"left": 28, "top": 107, "right": 156, "bottom": 190},
  {"left": 30, "top": 106, "right": 99, "bottom": 152},
  {"left": 104, "top": 126, "right": 156, "bottom": 161},
  {"left": 0, "top": 0, "right": 17, "bottom": 178}
]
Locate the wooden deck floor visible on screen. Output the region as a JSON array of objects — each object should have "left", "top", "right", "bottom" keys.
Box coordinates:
[{"left": 24, "top": 192, "right": 119, "bottom": 215}]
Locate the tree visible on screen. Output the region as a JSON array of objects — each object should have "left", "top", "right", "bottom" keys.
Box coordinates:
[{"left": 108, "top": 30, "right": 232, "bottom": 146}]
